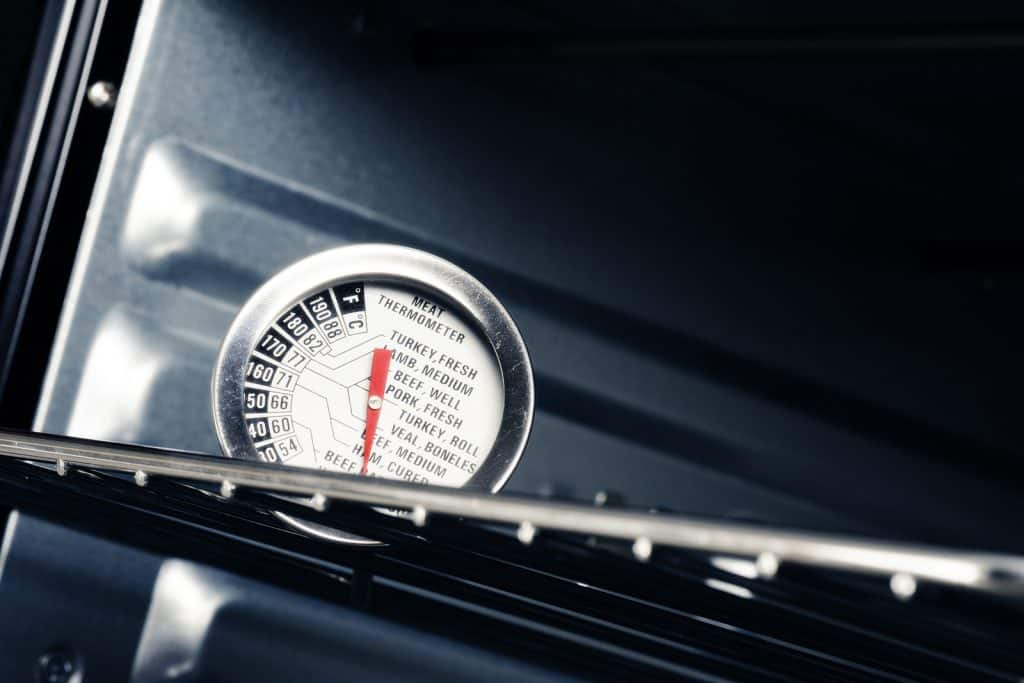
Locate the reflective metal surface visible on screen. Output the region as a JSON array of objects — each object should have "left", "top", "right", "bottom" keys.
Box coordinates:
[
  {"left": 32, "top": 0, "right": 915, "bottom": 538},
  {"left": 3, "top": 429, "right": 1024, "bottom": 597},
  {"left": 212, "top": 243, "right": 534, "bottom": 494},
  {"left": 4, "top": 2, "right": 1024, "bottom": 681}
]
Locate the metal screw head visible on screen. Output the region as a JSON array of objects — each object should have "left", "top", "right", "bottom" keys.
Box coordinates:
[
  {"left": 35, "top": 647, "right": 81, "bottom": 683},
  {"left": 86, "top": 81, "right": 117, "bottom": 109},
  {"left": 367, "top": 395, "right": 383, "bottom": 410}
]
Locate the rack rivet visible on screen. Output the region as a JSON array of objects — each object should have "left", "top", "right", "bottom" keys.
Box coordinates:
[
  {"left": 410, "top": 506, "right": 428, "bottom": 527},
  {"left": 310, "top": 492, "right": 328, "bottom": 512},
  {"left": 594, "top": 490, "right": 623, "bottom": 507},
  {"left": 756, "top": 552, "right": 780, "bottom": 579},
  {"left": 517, "top": 521, "right": 537, "bottom": 546},
  {"left": 633, "top": 537, "right": 653, "bottom": 562},
  {"left": 220, "top": 480, "right": 236, "bottom": 499},
  {"left": 55, "top": 459, "right": 68, "bottom": 477},
  {"left": 890, "top": 572, "right": 917, "bottom": 601},
  {"left": 87, "top": 81, "right": 117, "bottom": 109},
  {"left": 134, "top": 470, "right": 149, "bottom": 487}
]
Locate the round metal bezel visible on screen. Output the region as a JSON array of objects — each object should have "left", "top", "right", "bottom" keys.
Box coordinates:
[{"left": 212, "top": 243, "right": 535, "bottom": 497}]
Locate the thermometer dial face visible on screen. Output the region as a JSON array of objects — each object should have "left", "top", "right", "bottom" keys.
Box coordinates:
[
  {"left": 213, "top": 245, "right": 533, "bottom": 495},
  {"left": 242, "top": 281, "right": 504, "bottom": 487}
]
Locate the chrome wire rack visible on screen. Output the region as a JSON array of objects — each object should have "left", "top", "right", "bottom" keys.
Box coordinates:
[{"left": 2, "top": 429, "right": 1022, "bottom": 601}]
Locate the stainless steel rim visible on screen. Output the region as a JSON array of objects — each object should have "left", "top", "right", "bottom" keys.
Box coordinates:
[{"left": 212, "top": 243, "right": 535, "bottom": 496}]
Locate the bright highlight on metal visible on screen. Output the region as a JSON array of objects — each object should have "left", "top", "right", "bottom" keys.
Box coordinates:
[
  {"left": 633, "top": 537, "right": 654, "bottom": 562},
  {"left": 756, "top": 552, "right": 780, "bottom": 579},
  {"left": 891, "top": 572, "right": 918, "bottom": 601},
  {"left": 411, "top": 505, "right": 428, "bottom": 528},
  {"left": 517, "top": 521, "right": 537, "bottom": 546}
]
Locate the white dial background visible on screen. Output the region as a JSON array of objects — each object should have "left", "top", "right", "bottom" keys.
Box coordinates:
[{"left": 241, "top": 282, "right": 505, "bottom": 488}]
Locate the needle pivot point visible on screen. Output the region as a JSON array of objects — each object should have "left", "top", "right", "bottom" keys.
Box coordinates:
[{"left": 362, "top": 348, "right": 392, "bottom": 476}]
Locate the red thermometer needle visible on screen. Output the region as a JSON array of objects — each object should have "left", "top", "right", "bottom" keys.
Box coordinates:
[{"left": 362, "top": 347, "right": 392, "bottom": 475}]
